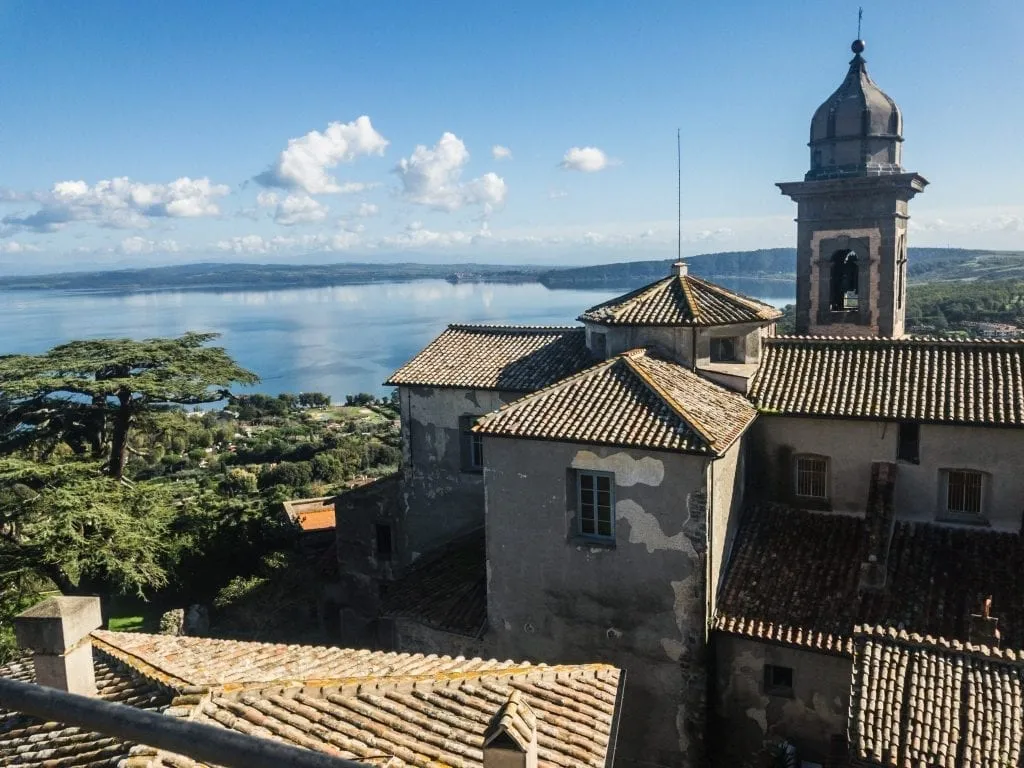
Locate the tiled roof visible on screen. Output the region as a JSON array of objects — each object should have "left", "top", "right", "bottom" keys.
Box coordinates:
[
  {"left": 474, "top": 349, "right": 756, "bottom": 455},
  {"left": 0, "top": 651, "right": 173, "bottom": 767},
  {"left": 578, "top": 273, "right": 781, "bottom": 327},
  {"left": 385, "top": 324, "right": 593, "bottom": 392},
  {"left": 1, "top": 630, "right": 622, "bottom": 768},
  {"left": 849, "top": 625, "right": 1024, "bottom": 768},
  {"left": 381, "top": 531, "right": 487, "bottom": 638},
  {"left": 714, "top": 505, "right": 1024, "bottom": 654},
  {"left": 750, "top": 336, "right": 1024, "bottom": 426}
]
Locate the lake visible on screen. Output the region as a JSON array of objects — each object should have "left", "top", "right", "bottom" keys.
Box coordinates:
[{"left": 0, "top": 278, "right": 794, "bottom": 400}]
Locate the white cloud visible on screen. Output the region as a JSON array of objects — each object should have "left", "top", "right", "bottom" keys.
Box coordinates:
[
  {"left": 548, "top": 189, "right": 569, "bottom": 200},
  {"left": 491, "top": 145, "right": 512, "bottom": 160},
  {"left": 118, "top": 236, "right": 180, "bottom": 255},
  {"left": 355, "top": 202, "right": 379, "bottom": 218},
  {"left": 216, "top": 231, "right": 360, "bottom": 254},
  {"left": 561, "top": 146, "right": 610, "bottom": 172},
  {"left": 256, "top": 191, "right": 279, "bottom": 208},
  {"left": 0, "top": 240, "right": 41, "bottom": 253},
  {"left": 394, "top": 132, "right": 507, "bottom": 213},
  {"left": 274, "top": 194, "right": 328, "bottom": 226},
  {"left": 3, "top": 176, "right": 230, "bottom": 233},
  {"left": 255, "top": 115, "right": 389, "bottom": 194}
]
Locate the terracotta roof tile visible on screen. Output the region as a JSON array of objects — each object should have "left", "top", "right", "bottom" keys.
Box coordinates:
[
  {"left": 714, "top": 505, "right": 1024, "bottom": 653},
  {"left": 381, "top": 531, "right": 486, "bottom": 637},
  {"left": 474, "top": 349, "right": 756, "bottom": 456},
  {"left": 750, "top": 336, "right": 1024, "bottom": 425},
  {"left": 578, "top": 274, "right": 781, "bottom": 327},
  {"left": 849, "top": 626, "right": 1024, "bottom": 768},
  {"left": 385, "top": 324, "right": 594, "bottom": 392},
  {"left": 1, "top": 631, "right": 621, "bottom": 768}
]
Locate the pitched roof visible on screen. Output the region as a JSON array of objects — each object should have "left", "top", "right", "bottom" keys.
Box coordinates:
[
  {"left": 384, "top": 324, "right": 593, "bottom": 392},
  {"left": 750, "top": 336, "right": 1024, "bottom": 426},
  {"left": 849, "top": 626, "right": 1024, "bottom": 768},
  {"left": 474, "top": 349, "right": 757, "bottom": 456},
  {"left": 381, "top": 530, "right": 487, "bottom": 638},
  {"left": 1, "top": 630, "right": 622, "bottom": 768},
  {"left": 578, "top": 273, "right": 781, "bottom": 327},
  {"left": 0, "top": 651, "right": 174, "bottom": 767},
  {"left": 714, "top": 505, "right": 1024, "bottom": 655}
]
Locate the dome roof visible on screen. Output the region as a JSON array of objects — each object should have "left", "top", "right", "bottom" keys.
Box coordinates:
[{"left": 806, "top": 41, "right": 903, "bottom": 181}]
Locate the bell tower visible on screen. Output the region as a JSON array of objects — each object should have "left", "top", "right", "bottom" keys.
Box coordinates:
[{"left": 778, "top": 39, "right": 927, "bottom": 338}]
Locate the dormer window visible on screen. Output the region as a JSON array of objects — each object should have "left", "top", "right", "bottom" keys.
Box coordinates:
[
  {"left": 710, "top": 336, "right": 743, "bottom": 363},
  {"left": 591, "top": 331, "right": 607, "bottom": 358}
]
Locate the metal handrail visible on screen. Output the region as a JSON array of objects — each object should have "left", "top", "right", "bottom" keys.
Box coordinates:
[{"left": 0, "top": 677, "right": 370, "bottom": 768}]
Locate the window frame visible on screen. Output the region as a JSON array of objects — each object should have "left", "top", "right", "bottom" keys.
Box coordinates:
[
  {"left": 940, "top": 468, "right": 986, "bottom": 521},
  {"left": 710, "top": 335, "right": 743, "bottom": 364},
  {"left": 896, "top": 421, "right": 920, "bottom": 464},
  {"left": 763, "top": 664, "right": 794, "bottom": 698},
  {"left": 591, "top": 331, "right": 607, "bottom": 358},
  {"left": 576, "top": 470, "right": 615, "bottom": 542},
  {"left": 459, "top": 415, "right": 484, "bottom": 473},
  {"left": 793, "top": 454, "right": 829, "bottom": 501}
]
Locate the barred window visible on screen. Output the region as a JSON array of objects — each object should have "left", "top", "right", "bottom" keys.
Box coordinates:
[
  {"left": 794, "top": 455, "right": 828, "bottom": 499},
  {"left": 578, "top": 471, "right": 614, "bottom": 540},
  {"left": 944, "top": 469, "right": 984, "bottom": 517}
]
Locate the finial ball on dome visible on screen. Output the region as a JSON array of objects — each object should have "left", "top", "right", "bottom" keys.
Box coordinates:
[{"left": 851, "top": 39, "right": 866, "bottom": 54}]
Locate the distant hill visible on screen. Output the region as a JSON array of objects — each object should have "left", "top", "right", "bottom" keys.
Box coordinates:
[{"left": 1, "top": 247, "right": 1022, "bottom": 293}]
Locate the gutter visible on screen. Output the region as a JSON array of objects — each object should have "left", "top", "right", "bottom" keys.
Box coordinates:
[{"left": 604, "top": 668, "right": 627, "bottom": 768}]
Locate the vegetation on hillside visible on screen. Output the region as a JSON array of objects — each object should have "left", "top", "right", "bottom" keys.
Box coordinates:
[{"left": 0, "top": 333, "right": 401, "bottom": 660}]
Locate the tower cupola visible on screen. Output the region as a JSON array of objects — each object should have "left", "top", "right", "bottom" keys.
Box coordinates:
[{"left": 807, "top": 40, "right": 903, "bottom": 181}]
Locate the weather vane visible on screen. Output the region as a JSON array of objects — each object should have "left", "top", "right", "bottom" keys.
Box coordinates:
[{"left": 857, "top": 7, "right": 863, "bottom": 40}]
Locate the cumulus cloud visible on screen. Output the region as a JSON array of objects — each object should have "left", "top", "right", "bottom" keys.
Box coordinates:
[
  {"left": 355, "top": 202, "right": 379, "bottom": 218},
  {"left": 118, "top": 236, "right": 180, "bottom": 255},
  {"left": 0, "top": 241, "right": 41, "bottom": 254},
  {"left": 491, "top": 145, "right": 512, "bottom": 161},
  {"left": 394, "top": 133, "right": 507, "bottom": 213},
  {"left": 216, "top": 231, "right": 360, "bottom": 254},
  {"left": 2, "top": 177, "right": 229, "bottom": 233},
  {"left": 274, "top": 194, "right": 329, "bottom": 226},
  {"left": 560, "top": 146, "right": 610, "bottom": 172},
  {"left": 255, "top": 116, "right": 389, "bottom": 194}
]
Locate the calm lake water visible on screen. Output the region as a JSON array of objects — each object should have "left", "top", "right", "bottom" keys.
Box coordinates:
[{"left": 0, "top": 278, "right": 794, "bottom": 399}]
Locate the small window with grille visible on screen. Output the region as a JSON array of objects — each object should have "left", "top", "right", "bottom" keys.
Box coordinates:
[
  {"left": 942, "top": 469, "right": 984, "bottom": 519},
  {"left": 794, "top": 455, "right": 829, "bottom": 500}
]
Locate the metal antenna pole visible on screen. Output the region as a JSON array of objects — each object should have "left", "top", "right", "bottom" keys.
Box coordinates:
[
  {"left": 677, "top": 128, "right": 681, "bottom": 262},
  {"left": 857, "top": 7, "right": 863, "bottom": 39}
]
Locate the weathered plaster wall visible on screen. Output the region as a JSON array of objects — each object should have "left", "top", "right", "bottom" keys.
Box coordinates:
[
  {"left": 752, "top": 416, "right": 1024, "bottom": 531},
  {"left": 400, "top": 386, "right": 516, "bottom": 566},
  {"left": 483, "top": 437, "right": 711, "bottom": 768},
  {"left": 603, "top": 324, "right": 695, "bottom": 363},
  {"left": 708, "top": 439, "right": 745, "bottom": 617},
  {"left": 694, "top": 322, "right": 767, "bottom": 366},
  {"left": 712, "top": 635, "right": 851, "bottom": 768}
]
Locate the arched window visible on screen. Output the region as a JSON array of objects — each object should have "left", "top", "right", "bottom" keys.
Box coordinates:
[{"left": 829, "top": 249, "right": 859, "bottom": 311}]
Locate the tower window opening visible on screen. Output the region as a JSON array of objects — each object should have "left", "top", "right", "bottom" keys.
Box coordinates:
[{"left": 829, "top": 250, "right": 859, "bottom": 311}]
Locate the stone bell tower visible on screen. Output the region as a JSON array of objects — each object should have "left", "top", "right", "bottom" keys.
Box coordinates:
[{"left": 778, "top": 39, "right": 927, "bottom": 338}]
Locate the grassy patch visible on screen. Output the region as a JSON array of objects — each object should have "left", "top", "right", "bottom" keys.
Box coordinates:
[{"left": 107, "top": 615, "right": 146, "bottom": 632}]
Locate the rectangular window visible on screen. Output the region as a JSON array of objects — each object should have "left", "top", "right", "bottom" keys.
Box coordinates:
[
  {"left": 578, "top": 471, "right": 614, "bottom": 540},
  {"left": 459, "top": 415, "right": 483, "bottom": 472},
  {"left": 592, "top": 331, "right": 607, "bottom": 357},
  {"left": 375, "top": 523, "right": 393, "bottom": 560},
  {"left": 945, "top": 469, "right": 983, "bottom": 517},
  {"left": 710, "top": 336, "right": 742, "bottom": 363},
  {"left": 897, "top": 422, "right": 919, "bottom": 464},
  {"left": 764, "top": 664, "right": 794, "bottom": 697},
  {"left": 794, "top": 456, "right": 828, "bottom": 499}
]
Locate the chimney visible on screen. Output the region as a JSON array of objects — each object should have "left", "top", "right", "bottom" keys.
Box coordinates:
[
  {"left": 671, "top": 260, "right": 688, "bottom": 277},
  {"left": 483, "top": 690, "right": 538, "bottom": 768},
  {"left": 13, "top": 596, "right": 102, "bottom": 696},
  {"left": 968, "top": 595, "right": 1001, "bottom": 648}
]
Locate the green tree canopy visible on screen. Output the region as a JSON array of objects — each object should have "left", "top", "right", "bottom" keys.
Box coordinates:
[{"left": 0, "top": 332, "right": 258, "bottom": 478}]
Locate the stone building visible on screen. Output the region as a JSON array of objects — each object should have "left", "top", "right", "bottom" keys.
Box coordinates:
[{"left": 354, "top": 37, "right": 1024, "bottom": 768}]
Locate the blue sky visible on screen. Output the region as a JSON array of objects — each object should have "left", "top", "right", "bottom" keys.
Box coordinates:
[{"left": 1, "top": 0, "right": 1022, "bottom": 274}]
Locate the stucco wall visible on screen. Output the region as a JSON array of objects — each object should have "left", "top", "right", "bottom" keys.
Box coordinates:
[
  {"left": 388, "top": 618, "right": 485, "bottom": 659},
  {"left": 752, "top": 416, "right": 1024, "bottom": 531},
  {"left": 483, "top": 437, "right": 711, "bottom": 767},
  {"left": 708, "top": 440, "right": 745, "bottom": 617},
  {"left": 400, "top": 386, "right": 517, "bottom": 565},
  {"left": 713, "top": 635, "right": 851, "bottom": 768}
]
